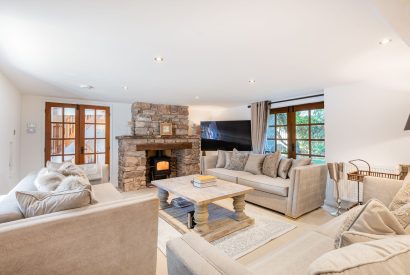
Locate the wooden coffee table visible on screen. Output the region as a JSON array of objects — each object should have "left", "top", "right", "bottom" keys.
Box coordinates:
[{"left": 152, "top": 175, "right": 254, "bottom": 241}]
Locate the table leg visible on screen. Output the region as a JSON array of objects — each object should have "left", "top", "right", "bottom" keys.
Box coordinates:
[
  {"left": 233, "top": 194, "right": 248, "bottom": 221},
  {"left": 158, "top": 188, "right": 170, "bottom": 209},
  {"left": 194, "top": 204, "right": 209, "bottom": 234}
]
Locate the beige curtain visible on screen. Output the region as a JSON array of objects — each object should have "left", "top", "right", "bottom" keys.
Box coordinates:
[{"left": 251, "top": 101, "right": 270, "bottom": 153}]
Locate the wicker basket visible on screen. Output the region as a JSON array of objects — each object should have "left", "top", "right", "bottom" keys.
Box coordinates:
[{"left": 347, "top": 159, "right": 408, "bottom": 183}]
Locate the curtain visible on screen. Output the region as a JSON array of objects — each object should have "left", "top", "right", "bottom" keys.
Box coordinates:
[{"left": 250, "top": 101, "right": 270, "bottom": 154}]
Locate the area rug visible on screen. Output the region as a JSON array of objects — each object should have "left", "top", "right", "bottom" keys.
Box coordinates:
[{"left": 157, "top": 215, "right": 296, "bottom": 259}]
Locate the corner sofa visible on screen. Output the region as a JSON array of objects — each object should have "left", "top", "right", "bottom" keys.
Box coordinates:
[
  {"left": 167, "top": 176, "right": 410, "bottom": 275},
  {"left": 201, "top": 155, "right": 327, "bottom": 218},
  {"left": 0, "top": 171, "right": 159, "bottom": 275}
]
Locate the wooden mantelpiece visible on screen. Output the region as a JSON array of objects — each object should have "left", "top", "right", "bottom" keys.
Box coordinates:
[{"left": 135, "top": 142, "right": 192, "bottom": 151}]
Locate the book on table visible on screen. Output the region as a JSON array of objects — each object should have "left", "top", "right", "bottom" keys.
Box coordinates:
[
  {"left": 192, "top": 175, "right": 217, "bottom": 188},
  {"left": 193, "top": 175, "right": 217, "bottom": 183}
]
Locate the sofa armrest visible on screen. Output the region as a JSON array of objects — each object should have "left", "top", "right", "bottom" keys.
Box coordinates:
[
  {"left": 0, "top": 197, "right": 159, "bottom": 275},
  {"left": 362, "top": 176, "right": 403, "bottom": 206},
  {"left": 286, "top": 165, "right": 327, "bottom": 218},
  {"left": 201, "top": 155, "right": 218, "bottom": 174},
  {"left": 167, "top": 233, "right": 251, "bottom": 275}
]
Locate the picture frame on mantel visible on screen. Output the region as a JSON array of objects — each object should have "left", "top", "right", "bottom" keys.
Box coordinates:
[{"left": 160, "top": 122, "right": 173, "bottom": 136}]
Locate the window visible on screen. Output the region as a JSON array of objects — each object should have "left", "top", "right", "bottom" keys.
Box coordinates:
[
  {"left": 265, "top": 102, "right": 325, "bottom": 164},
  {"left": 45, "top": 102, "right": 110, "bottom": 165}
]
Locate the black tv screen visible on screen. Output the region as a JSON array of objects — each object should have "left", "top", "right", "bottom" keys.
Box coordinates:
[{"left": 200, "top": 120, "right": 252, "bottom": 151}]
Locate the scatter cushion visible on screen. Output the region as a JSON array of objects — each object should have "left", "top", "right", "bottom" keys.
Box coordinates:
[
  {"left": 226, "top": 149, "right": 249, "bottom": 171},
  {"left": 277, "top": 158, "right": 292, "bottom": 179},
  {"left": 389, "top": 178, "right": 410, "bottom": 211},
  {"left": 216, "top": 150, "right": 227, "bottom": 168},
  {"left": 392, "top": 202, "right": 410, "bottom": 229},
  {"left": 288, "top": 158, "right": 312, "bottom": 178},
  {"left": 334, "top": 199, "right": 405, "bottom": 248},
  {"left": 244, "top": 154, "right": 266, "bottom": 175},
  {"left": 339, "top": 231, "right": 392, "bottom": 248},
  {"left": 262, "top": 151, "right": 281, "bottom": 178},
  {"left": 34, "top": 168, "right": 66, "bottom": 192},
  {"left": 308, "top": 236, "right": 410, "bottom": 275},
  {"left": 224, "top": 151, "right": 233, "bottom": 169},
  {"left": 16, "top": 185, "right": 94, "bottom": 218}
]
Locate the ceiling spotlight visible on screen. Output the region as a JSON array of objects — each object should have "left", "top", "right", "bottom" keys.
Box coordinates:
[
  {"left": 194, "top": 96, "right": 199, "bottom": 100},
  {"left": 123, "top": 86, "right": 128, "bottom": 91},
  {"left": 154, "top": 56, "right": 164, "bottom": 63},
  {"left": 79, "top": 84, "right": 94, "bottom": 89},
  {"left": 379, "top": 38, "right": 392, "bottom": 45},
  {"left": 248, "top": 79, "right": 256, "bottom": 84}
]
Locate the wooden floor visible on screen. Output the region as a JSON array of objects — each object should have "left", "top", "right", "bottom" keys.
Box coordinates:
[{"left": 122, "top": 187, "right": 334, "bottom": 275}]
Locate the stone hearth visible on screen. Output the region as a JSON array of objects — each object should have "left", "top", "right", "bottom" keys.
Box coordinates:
[{"left": 117, "top": 102, "right": 200, "bottom": 191}]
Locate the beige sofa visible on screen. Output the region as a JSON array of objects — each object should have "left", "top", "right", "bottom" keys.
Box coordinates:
[
  {"left": 201, "top": 155, "right": 327, "bottom": 218},
  {"left": 167, "top": 176, "right": 410, "bottom": 275},
  {"left": 0, "top": 172, "right": 159, "bottom": 275}
]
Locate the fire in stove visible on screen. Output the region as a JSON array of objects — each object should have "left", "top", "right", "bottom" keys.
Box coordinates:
[{"left": 156, "top": 161, "right": 170, "bottom": 171}]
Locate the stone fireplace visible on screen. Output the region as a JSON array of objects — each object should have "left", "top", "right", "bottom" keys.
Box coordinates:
[{"left": 116, "top": 102, "right": 200, "bottom": 191}]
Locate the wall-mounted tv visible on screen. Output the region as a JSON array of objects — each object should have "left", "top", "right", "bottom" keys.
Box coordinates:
[{"left": 200, "top": 120, "right": 252, "bottom": 151}]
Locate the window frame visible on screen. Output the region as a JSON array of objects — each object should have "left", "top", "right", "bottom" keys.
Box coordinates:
[
  {"left": 45, "top": 102, "right": 110, "bottom": 165},
  {"left": 266, "top": 102, "right": 325, "bottom": 161}
]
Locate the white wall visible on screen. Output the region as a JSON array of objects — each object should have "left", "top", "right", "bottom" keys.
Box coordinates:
[
  {"left": 325, "top": 81, "right": 410, "bottom": 166},
  {"left": 189, "top": 105, "right": 250, "bottom": 124},
  {"left": 0, "top": 72, "right": 21, "bottom": 194},
  {"left": 324, "top": 79, "right": 410, "bottom": 204},
  {"left": 20, "top": 95, "right": 131, "bottom": 187}
]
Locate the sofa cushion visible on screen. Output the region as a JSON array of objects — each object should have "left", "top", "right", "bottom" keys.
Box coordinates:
[
  {"left": 237, "top": 174, "right": 289, "bottom": 197},
  {"left": 244, "top": 154, "right": 266, "bottom": 175},
  {"left": 226, "top": 149, "right": 249, "bottom": 171},
  {"left": 389, "top": 177, "right": 410, "bottom": 211},
  {"left": 16, "top": 186, "right": 94, "bottom": 218},
  {"left": 262, "top": 151, "right": 281, "bottom": 178},
  {"left": 339, "top": 231, "right": 392, "bottom": 248},
  {"left": 308, "top": 236, "right": 410, "bottom": 275},
  {"left": 206, "top": 168, "right": 252, "bottom": 183},
  {"left": 334, "top": 200, "right": 405, "bottom": 248},
  {"left": 223, "top": 151, "right": 233, "bottom": 169},
  {"left": 278, "top": 158, "right": 292, "bottom": 179},
  {"left": 216, "top": 150, "right": 228, "bottom": 168}
]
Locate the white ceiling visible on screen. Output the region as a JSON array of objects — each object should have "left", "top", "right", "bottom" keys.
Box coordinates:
[{"left": 0, "top": 0, "right": 409, "bottom": 106}]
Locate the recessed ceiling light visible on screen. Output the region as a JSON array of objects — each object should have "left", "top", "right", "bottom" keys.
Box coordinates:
[
  {"left": 123, "top": 86, "right": 128, "bottom": 91},
  {"left": 79, "top": 84, "right": 94, "bottom": 89},
  {"left": 248, "top": 79, "right": 256, "bottom": 84},
  {"left": 194, "top": 96, "right": 199, "bottom": 100},
  {"left": 379, "top": 38, "right": 392, "bottom": 45},
  {"left": 154, "top": 56, "right": 164, "bottom": 63}
]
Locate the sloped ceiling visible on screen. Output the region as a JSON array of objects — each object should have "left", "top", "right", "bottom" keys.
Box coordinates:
[{"left": 0, "top": 0, "right": 409, "bottom": 106}]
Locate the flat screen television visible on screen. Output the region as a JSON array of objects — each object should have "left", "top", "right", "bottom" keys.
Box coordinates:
[{"left": 200, "top": 120, "right": 252, "bottom": 151}]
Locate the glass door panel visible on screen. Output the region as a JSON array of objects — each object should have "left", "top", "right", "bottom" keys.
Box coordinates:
[{"left": 45, "top": 103, "right": 110, "bottom": 166}]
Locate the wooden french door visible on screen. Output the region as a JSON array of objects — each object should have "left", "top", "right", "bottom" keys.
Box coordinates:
[
  {"left": 266, "top": 102, "right": 325, "bottom": 164},
  {"left": 45, "top": 102, "right": 110, "bottom": 165}
]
